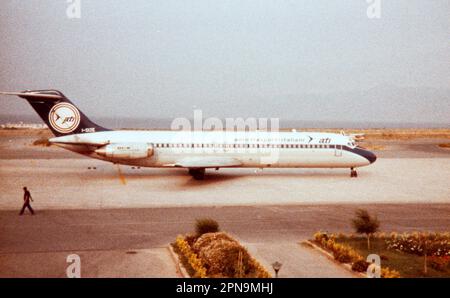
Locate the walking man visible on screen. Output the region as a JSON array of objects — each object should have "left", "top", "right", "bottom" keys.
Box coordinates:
[{"left": 19, "top": 186, "right": 34, "bottom": 215}]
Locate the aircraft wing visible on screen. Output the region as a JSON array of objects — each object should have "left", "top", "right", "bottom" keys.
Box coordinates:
[{"left": 172, "top": 157, "right": 243, "bottom": 168}]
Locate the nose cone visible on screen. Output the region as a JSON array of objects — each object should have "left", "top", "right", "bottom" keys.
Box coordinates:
[
  {"left": 351, "top": 147, "right": 377, "bottom": 164},
  {"left": 362, "top": 149, "right": 377, "bottom": 164}
]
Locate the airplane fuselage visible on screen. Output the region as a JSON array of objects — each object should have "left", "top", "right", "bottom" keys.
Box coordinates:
[{"left": 50, "top": 130, "right": 376, "bottom": 169}]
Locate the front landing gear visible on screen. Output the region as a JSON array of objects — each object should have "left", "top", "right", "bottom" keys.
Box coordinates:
[
  {"left": 350, "top": 168, "right": 358, "bottom": 178},
  {"left": 189, "top": 168, "right": 205, "bottom": 180}
]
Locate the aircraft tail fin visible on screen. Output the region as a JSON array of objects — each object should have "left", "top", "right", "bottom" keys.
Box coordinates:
[{"left": 0, "top": 90, "right": 109, "bottom": 136}]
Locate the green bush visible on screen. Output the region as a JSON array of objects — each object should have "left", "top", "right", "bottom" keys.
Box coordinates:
[
  {"left": 192, "top": 232, "right": 235, "bottom": 254},
  {"left": 381, "top": 267, "right": 401, "bottom": 278},
  {"left": 184, "top": 234, "right": 199, "bottom": 247},
  {"left": 195, "top": 218, "right": 220, "bottom": 236},
  {"left": 193, "top": 232, "right": 271, "bottom": 278},
  {"left": 352, "top": 259, "right": 370, "bottom": 272},
  {"left": 334, "top": 251, "right": 353, "bottom": 263},
  {"left": 429, "top": 256, "right": 449, "bottom": 272}
]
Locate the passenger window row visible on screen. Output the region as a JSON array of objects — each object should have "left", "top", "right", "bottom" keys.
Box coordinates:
[{"left": 154, "top": 144, "right": 337, "bottom": 149}]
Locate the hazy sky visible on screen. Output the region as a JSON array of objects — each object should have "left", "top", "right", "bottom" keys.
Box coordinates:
[{"left": 0, "top": 0, "right": 449, "bottom": 124}]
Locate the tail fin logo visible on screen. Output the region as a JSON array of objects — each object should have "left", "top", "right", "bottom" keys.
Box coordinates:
[{"left": 48, "top": 102, "right": 81, "bottom": 133}]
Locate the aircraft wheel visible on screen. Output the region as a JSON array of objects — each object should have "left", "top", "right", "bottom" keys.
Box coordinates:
[{"left": 189, "top": 168, "right": 205, "bottom": 180}]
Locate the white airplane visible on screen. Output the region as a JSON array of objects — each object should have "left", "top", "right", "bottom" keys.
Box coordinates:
[{"left": 0, "top": 90, "right": 376, "bottom": 180}]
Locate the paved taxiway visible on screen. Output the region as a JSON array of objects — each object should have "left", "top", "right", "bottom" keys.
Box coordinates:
[
  {"left": 0, "top": 157, "right": 449, "bottom": 209},
  {"left": 1, "top": 204, "right": 449, "bottom": 277}
]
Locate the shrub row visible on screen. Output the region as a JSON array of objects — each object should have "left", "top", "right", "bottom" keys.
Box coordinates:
[
  {"left": 313, "top": 232, "right": 400, "bottom": 278},
  {"left": 175, "top": 235, "right": 207, "bottom": 278},
  {"left": 314, "top": 232, "right": 362, "bottom": 264}
]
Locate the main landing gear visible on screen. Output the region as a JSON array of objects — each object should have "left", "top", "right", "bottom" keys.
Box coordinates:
[
  {"left": 189, "top": 168, "right": 205, "bottom": 180},
  {"left": 350, "top": 167, "right": 358, "bottom": 178}
]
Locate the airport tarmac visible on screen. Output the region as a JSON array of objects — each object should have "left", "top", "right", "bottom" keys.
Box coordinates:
[
  {"left": 0, "top": 133, "right": 449, "bottom": 209},
  {"left": 0, "top": 156, "right": 449, "bottom": 209},
  {"left": 0, "top": 131, "right": 449, "bottom": 277}
]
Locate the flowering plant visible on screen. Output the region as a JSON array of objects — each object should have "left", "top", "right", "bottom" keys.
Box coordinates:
[{"left": 385, "top": 232, "right": 450, "bottom": 257}]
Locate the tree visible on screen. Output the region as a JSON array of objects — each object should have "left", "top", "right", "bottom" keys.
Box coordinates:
[
  {"left": 351, "top": 209, "right": 380, "bottom": 250},
  {"left": 419, "top": 233, "right": 429, "bottom": 275},
  {"left": 195, "top": 218, "right": 220, "bottom": 236}
]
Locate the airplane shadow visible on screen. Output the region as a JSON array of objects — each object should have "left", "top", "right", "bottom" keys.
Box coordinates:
[
  {"left": 253, "top": 171, "right": 354, "bottom": 178},
  {"left": 181, "top": 169, "right": 361, "bottom": 187},
  {"left": 98, "top": 166, "right": 365, "bottom": 188},
  {"left": 183, "top": 173, "right": 242, "bottom": 187}
]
